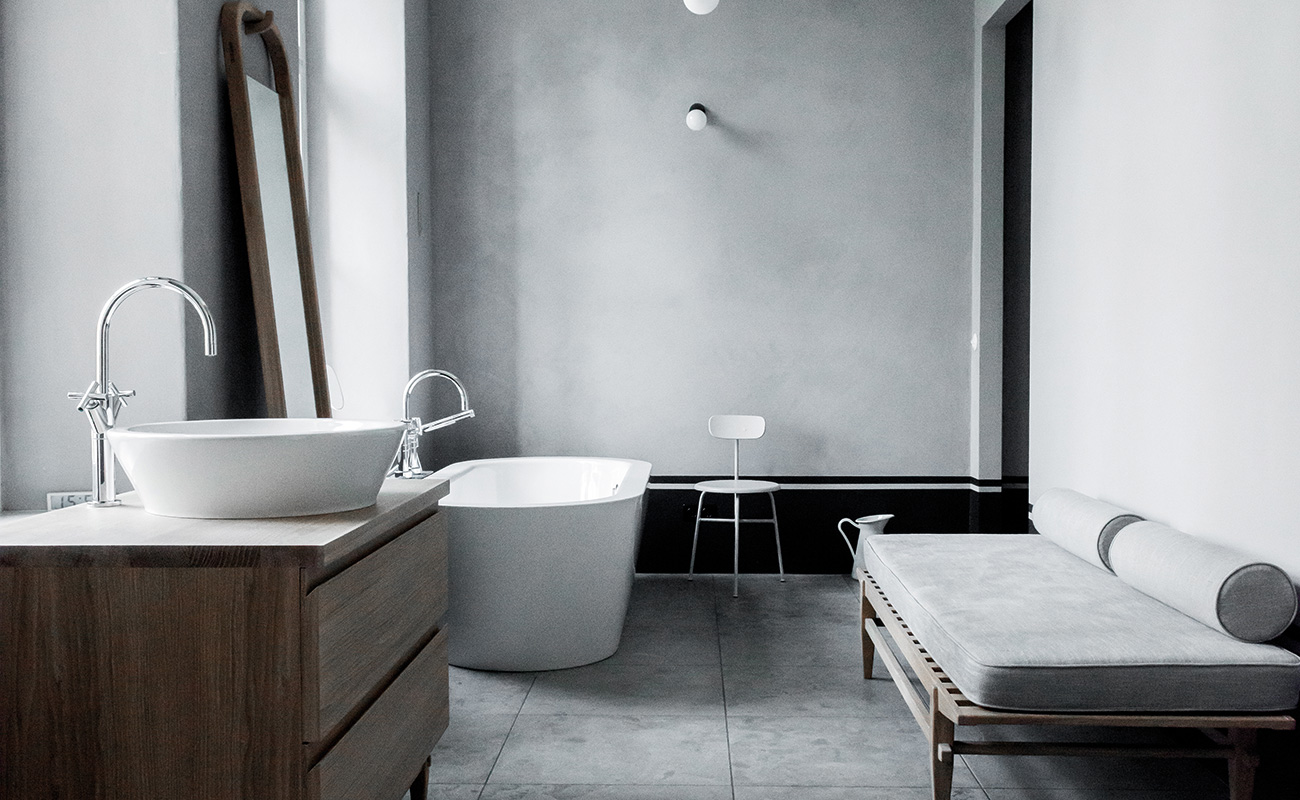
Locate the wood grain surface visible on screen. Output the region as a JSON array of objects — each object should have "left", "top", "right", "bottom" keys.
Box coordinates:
[
  {"left": 2, "top": 566, "right": 301, "bottom": 799},
  {"left": 306, "top": 511, "right": 447, "bottom": 741},
  {"left": 0, "top": 480, "right": 449, "bottom": 799},
  {"left": 0, "top": 479, "right": 447, "bottom": 571},
  {"left": 307, "top": 629, "right": 450, "bottom": 800}
]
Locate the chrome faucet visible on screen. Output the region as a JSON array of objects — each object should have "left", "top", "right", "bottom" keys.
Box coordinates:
[
  {"left": 68, "top": 277, "right": 218, "bottom": 506},
  {"left": 390, "top": 369, "right": 475, "bottom": 479}
]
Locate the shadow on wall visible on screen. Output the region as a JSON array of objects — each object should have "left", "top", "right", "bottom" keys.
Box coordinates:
[
  {"left": 183, "top": 92, "right": 266, "bottom": 421},
  {"left": 708, "top": 112, "right": 780, "bottom": 156},
  {"left": 413, "top": 0, "right": 521, "bottom": 471},
  {"left": 178, "top": 0, "right": 275, "bottom": 421}
]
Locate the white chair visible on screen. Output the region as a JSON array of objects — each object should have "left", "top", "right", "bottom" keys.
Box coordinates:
[{"left": 688, "top": 414, "right": 784, "bottom": 597}]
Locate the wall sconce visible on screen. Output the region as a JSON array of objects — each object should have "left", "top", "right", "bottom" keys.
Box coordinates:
[
  {"left": 684, "top": 0, "right": 719, "bottom": 15},
  {"left": 686, "top": 104, "right": 708, "bottom": 131}
]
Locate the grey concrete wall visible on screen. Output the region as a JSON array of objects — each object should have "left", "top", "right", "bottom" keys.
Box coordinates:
[
  {"left": 0, "top": 1, "right": 188, "bottom": 510},
  {"left": 423, "top": 0, "right": 975, "bottom": 476},
  {"left": 405, "top": 0, "right": 481, "bottom": 436},
  {"left": 407, "top": 0, "right": 436, "bottom": 376},
  {"left": 1031, "top": 0, "right": 1300, "bottom": 580}
]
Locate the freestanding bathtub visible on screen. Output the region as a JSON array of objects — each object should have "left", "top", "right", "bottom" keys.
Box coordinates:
[{"left": 430, "top": 456, "right": 652, "bottom": 671}]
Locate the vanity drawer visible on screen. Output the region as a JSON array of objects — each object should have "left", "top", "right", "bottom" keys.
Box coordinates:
[
  {"left": 304, "top": 510, "right": 447, "bottom": 740},
  {"left": 308, "top": 627, "right": 449, "bottom": 800}
]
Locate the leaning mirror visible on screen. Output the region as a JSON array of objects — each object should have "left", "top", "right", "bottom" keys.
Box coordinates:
[{"left": 221, "top": 1, "right": 330, "bottom": 417}]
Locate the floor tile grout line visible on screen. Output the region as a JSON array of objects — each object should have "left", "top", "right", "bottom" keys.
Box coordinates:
[
  {"left": 713, "top": 575, "right": 738, "bottom": 800},
  {"left": 451, "top": 576, "right": 1215, "bottom": 799},
  {"left": 959, "top": 752, "right": 990, "bottom": 798},
  {"left": 475, "top": 673, "right": 537, "bottom": 798}
]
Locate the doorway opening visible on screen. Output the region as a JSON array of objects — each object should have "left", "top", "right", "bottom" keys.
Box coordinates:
[{"left": 1001, "top": 1, "right": 1032, "bottom": 530}]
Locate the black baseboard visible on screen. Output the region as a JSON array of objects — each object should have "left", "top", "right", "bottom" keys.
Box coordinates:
[{"left": 635, "top": 477, "right": 1033, "bottom": 574}]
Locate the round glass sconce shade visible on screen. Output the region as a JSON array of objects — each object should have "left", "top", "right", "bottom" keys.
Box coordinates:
[{"left": 684, "top": 0, "right": 720, "bottom": 15}]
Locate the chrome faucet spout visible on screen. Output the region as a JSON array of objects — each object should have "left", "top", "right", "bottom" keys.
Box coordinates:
[
  {"left": 70, "top": 277, "right": 218, "bottom": 507},
  {"left": 390, "top": 369, "right": 475, "bottom": 479},
  {"left": 97, "top": 277, "right": 217, "bottom": 393},
  {"left": 402, "top": 369, "right": 471, "bottom": 419}
]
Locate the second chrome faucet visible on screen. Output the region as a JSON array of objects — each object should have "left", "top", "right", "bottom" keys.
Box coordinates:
[{"left": 390, "top": 369, "right": 475, "bottom": 478}]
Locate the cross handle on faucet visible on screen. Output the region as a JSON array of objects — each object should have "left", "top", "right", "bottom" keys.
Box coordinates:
[{"left": 68, "top": 382, "right": 136, "bottom": 414}]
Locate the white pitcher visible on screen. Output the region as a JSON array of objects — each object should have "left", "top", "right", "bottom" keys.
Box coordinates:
[{"left": 838, "top": 514, "right": 894, "bottom": 575}]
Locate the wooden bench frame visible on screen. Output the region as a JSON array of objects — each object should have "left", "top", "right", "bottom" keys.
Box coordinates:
[{"left": 858, "top": 568, "right": 1296, "bottom": 800}]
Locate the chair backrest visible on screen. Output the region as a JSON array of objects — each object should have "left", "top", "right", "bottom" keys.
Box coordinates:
[
  {"left": 708, "top": 414, "right": 765, "bottom": 440},
  {"left": 708, "top": 415, "right": 765, "bottom": 480}
]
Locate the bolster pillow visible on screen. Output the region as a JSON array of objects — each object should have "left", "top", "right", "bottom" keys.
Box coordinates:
[
  {"left": 1031, "top": 488, "right": 1143, "bottom": 570},
  {"left": 1108, "top": 521, "right": 1298, "bottom": 643}
]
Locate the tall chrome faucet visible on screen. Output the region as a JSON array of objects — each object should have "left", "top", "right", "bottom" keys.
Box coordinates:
[
  {"left": 68, "top": 277, "right": 218, "bottom": 506},
  {"left": 390, "top": 369, "right": 475, "bottom": 479}
]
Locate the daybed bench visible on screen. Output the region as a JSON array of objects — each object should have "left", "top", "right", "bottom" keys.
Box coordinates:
[{"left": 855, "top": 488, "right": 1300, "bottom": 800}]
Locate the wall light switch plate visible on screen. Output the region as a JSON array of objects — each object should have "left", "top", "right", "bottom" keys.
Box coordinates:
[{"left": 47, "top": 492, "right": 94, "bottom": 511}]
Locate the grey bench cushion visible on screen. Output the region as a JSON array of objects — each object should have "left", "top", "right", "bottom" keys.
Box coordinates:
[{"left": 863, "top": 534, "right": 1300, "bottom": 713}]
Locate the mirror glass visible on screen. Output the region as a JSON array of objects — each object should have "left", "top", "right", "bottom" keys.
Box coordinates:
[{"left": 245, "top": 75, "right": 316, "bottom": 417}]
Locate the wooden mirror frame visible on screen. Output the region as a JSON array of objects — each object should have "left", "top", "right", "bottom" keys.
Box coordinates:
[{"left": 220, "top": 1, "right": 331, "bottom": 418}]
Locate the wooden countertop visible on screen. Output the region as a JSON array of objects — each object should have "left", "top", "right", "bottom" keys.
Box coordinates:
[{"left": 0, "top": 478, "right": 448, "bottom": 579}]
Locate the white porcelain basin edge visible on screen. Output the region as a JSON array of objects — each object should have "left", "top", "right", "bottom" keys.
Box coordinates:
[{"left": 107, "top": 418, "right": 406, "bottom": 519}]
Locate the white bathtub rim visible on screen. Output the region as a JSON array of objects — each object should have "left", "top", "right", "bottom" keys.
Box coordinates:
[{"left": 429, "top": 456, "right": 652, "bottom": 509}]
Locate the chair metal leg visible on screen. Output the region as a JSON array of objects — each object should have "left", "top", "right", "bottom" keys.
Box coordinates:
[
  {"left": 688, "top": 492, "right": 705, "bottom": 581},
  {"left": 733, "top": 493, "right": 740, "bottom": 598},
  {"left": 695, "top": 489, "right": 781, "bottom": 596},
  {"left": 770, "top": 491, "right": 784, "bottom": 582}
]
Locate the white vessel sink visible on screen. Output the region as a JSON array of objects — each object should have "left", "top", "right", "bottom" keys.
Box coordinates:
[{"left": 107, "top": 418, "right": 405, "bottom": 519}]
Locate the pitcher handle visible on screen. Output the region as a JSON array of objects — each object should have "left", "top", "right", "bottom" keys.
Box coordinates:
[{"left": 838, "top": 518, "right": 858, "bottom": 558}]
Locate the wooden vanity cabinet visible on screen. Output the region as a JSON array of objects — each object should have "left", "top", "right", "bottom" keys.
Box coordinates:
[{"left": 0, "top": 479, "right": 450, "bottom": 800}]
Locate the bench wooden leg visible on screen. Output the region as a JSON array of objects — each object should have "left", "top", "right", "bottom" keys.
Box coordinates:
[
  {"left": 929, "top": 687, "right": 955, "bottom": 800},
  {"left": 1228, "top": 729, "right": 1259, "bottom": 800},
  {"left": 409, "top": 754, "right": 431, "bottom": 800},
  {"left": 860, "top": 578, "right": 876, "bottom": 679}
]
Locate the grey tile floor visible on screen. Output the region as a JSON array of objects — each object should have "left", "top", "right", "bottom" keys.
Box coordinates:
[{"left": 418, "top": 574, "right": 1230, "bottom": 800}]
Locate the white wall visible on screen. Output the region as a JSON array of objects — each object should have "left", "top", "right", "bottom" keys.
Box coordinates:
[
  {"left": 0, "top": 0, "right": 187, "bottom": 510},
  {"left": 304, "top": 0, "right": 409, "bottom": 421},
  {"left": 1032, "top": 0, "right": 1300, "bottom": 579}
]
